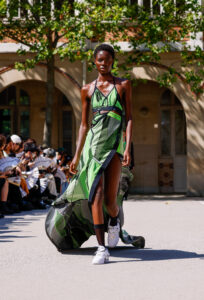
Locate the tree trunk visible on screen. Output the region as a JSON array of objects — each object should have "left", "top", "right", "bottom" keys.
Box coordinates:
[{"left": 43, "top": 56, "right": 55, "bottom": 147}]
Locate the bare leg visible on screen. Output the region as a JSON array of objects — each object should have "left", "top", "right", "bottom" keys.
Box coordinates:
[
  {"left": 91, "top": 175, "right": 104, "bottom": 224},
  {"left": 1, "top": 179, "right": 9, "bottom": 202},
  {"left": 0, "top": 179, "right": 13, "bottom": 215},
  {"left": 91, "top": 154, "right": 121, "bottom": 246},
  {"left": 91, "top": 176, "right": 105, "bottom": 246},
  {"left": 104, "top": 153, "right": 121, "bottom": 217}
]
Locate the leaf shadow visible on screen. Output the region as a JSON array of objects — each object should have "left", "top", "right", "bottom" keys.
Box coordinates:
[{"left": 60, "top": 246, "right": 204, "bottom": 263}]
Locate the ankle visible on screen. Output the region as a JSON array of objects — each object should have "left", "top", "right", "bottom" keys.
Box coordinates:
[
  {"left": 94, "top": 224, "right": 105, "bottom": 246},
  {"left": 109, "top": 213, "right": 119, "bottom": 226}
]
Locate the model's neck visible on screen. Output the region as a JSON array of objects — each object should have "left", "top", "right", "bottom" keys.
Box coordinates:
[{"left": 97, "top": 73, "right": 113, "bottom": 82}]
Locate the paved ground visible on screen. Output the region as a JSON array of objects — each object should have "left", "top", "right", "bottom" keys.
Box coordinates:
[{"left": 1, "top": 196, "right": 204, "bottom": 300}]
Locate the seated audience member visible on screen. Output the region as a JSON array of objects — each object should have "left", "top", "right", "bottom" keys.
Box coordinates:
[
  {"left": 56, "top": 149, "right": 72, "bottom": 186},
  {"left": 15, "top": 141, "right": 25, "bottom": 159},
  {"left": 3, "top": 136, "right": 13, "bottom": 157},
  {"left": 0, "top": 136, "right": 34, "bottom": 212},
  {"left": 0, "top": 134, "right": 76, "bottom": 215},
  {"left": 27, "top": 146, "right": 58, "bottom": 204},
  {"left": 25, "top": 138, "right": 37, "bottom": 145},
  {"left": 43, "top": 148, "right": 68, "bottom": 195},
  {"left": 10, "top": 134, "right": 22, "bottom": 157},
  {"left": 0, "top": 134, "right": 14, "bottom": 215},
  {"left": 19, "top": 142, "right": 46, "bottom": 209}
]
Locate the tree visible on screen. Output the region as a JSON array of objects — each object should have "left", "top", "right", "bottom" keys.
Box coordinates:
[
  {"left": 114, "top": 0, "right": 204, "bottom": 96},
  {"left": 0, "top": 0, "right": 203, "bottom": 146},
  {"left": 0, "top": 0, "right": 128, "bottom": 146}
]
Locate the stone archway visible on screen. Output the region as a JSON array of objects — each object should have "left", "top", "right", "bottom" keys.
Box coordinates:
[
  {"left": 131, "top": 64, "right": 204, "bottom": 196},
  {"left": 0, "top": 66, "right": 82, "bottom": 153},
  {"left": 0, "top": 65, "right": 82, "bottom": 133}
]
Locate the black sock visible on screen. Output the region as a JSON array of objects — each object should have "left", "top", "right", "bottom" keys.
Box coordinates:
[
  {"left": 94, "top": 224, "right": 105, "bottom": 246},
  {"left": 109, "top": 214, "right": 119, "bottom": 226}
]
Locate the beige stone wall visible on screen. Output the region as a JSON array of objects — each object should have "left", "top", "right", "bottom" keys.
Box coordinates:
[
  {"left": 17, "top": 81, "right": 47, "bottom": 145},
  {"left": 185, "top": 97, "right": 204, "bottom": 196},
  {"left": 130, "top": 63, "right": 204, "bottom": 196},
  {"left": 131, "top": 81, "right": 162, "bottom": 193}
]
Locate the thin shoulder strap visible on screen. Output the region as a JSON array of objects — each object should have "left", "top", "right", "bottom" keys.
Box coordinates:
[
  {"left": 91, "top": 79, "right": 98, "bottom": 100},
  {"left": 94, "top": 79, "right": 98, "bottom": 89}
]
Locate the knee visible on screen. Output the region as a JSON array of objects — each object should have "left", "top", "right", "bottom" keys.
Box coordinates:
[{"left": 105, "top": 197, "right": 117, "bottom": 211}]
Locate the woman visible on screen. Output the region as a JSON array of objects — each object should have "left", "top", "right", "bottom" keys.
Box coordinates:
[
  {"left": 45, "top": 44, "right": 133, "bottom": 264},
  {"left": 0, "top": 134, "right": 13, "bottom": 216},
  {"left": 70, "top": 43, "right": 132, "bottom": 264}
]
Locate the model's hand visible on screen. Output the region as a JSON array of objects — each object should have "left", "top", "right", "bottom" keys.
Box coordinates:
[
  {"left": 122, "top": 150, "right": 131, "bottom": 166},
  {"left": 69, "top": 156, "right": 79, "bottom": 175}
]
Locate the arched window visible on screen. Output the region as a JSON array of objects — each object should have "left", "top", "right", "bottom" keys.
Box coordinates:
[
  {"left": 60, "top": 94, "right": 73, "bottom": 155},
  {"left": 159, "top": 89, "right": 187, "bottom": 193},
  {"left": 160, "top": 89, "right": 186, "bottom": 156},
  {"left": 19, "top": 89, "right": 30, "bottom": 139},
  {"left": 160, "top": 89, "right": 171, "bottom": 106},
  {"left": 0, "top": 85, "right": 30, "bottom": 139}
]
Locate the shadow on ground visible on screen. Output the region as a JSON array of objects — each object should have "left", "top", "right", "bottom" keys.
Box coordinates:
[
  {"left": 127, "top": 194, "right": 204, "bottom": 201},
  {"left": 60, "top": 247, "right": 204, "bottom": 263},
  {"left": 0, "top": 209, "right": 48, "bottom": 243}
]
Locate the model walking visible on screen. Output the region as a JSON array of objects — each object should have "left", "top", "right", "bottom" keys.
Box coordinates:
[
  {"left": 45, "top": 44, "right": 142, "bottom": 265},
  {"left": 69, "top": 44, "right": 132, "bottom": 264}
]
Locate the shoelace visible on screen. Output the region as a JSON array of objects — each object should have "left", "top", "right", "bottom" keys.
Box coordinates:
[
  {"left": 109, "top": 224, "right": 120, "bottom": 232},
  {"left": 94, "top": 248, "right": 109, "bottom": 256}
]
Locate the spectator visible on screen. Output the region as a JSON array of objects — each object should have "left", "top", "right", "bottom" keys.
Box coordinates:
[
  {"left": 56, "top": 149, "right": 72, "bottom": 185},
  {"left": 0, "top": 133, "right": 72, "bottom": 214},
  {"left": 10, "top": 134, "right": 22, "bottom": 157},
  {"left": 0, "top": 134, "right": 14, "bottom": 215}
]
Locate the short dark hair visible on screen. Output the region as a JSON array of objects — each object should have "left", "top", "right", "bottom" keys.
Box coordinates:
[
  {"left": 24, "top": 142, "right": 37, "bottom": 152},
  {"left": 94, "top": 44, "right": 115, "bottom": 60}
]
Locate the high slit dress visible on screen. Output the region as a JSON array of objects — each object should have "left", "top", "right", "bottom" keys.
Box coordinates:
[{"left": 45, "top": 78, "right": 126, "bottom": 250}]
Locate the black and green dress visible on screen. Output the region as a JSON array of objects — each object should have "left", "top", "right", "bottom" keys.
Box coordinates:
[{"left": 45, "top": 79, "right": 145, "bottom": 250}]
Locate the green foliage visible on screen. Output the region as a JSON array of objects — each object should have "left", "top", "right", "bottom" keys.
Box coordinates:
[
  {"left": 120, "top": 0, "right": 204, "bottom": 95},
  {"left": 0, "top": 0, "right": 203, "bottom": 95},
  {"left": 0, "top": 0, "right": 128, "bottom": 61}
]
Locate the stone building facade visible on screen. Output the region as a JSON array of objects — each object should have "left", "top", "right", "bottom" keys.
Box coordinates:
[
  {"left": 0, "top": 0, "right": 203, "bottom": 196},
  {"left": 0, "top": 48, "right": 203, "bottom": 196}
]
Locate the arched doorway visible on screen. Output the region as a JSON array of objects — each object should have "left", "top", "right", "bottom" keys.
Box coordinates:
[
  {"left": 159, "top": 89, "right": 187, "bottom": 193},
  {"left": 0, "top": 81, "right": 75, "bottom": 154},
  {"left": 131, "top": 81, "right": 187, "bottom": 194}
]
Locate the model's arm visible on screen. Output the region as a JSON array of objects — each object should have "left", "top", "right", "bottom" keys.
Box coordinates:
[
  {"left": 69, "top": 86, "right": 90, "bottom": 174},
  {"left": 123, "top": 80, "right": 132, "bottom": 166}
]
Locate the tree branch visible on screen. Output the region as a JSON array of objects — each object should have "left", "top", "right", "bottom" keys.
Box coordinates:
[{"left": 4, "top": 30, "right": 32, "bottom": 48}]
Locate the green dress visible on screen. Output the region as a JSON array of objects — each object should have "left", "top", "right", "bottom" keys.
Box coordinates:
[
  {"left": 45, "top": 78, "right": 145, "bottom": 250},
  {"left": 64, "top": 78, "right": 124, "bottom": 204}
]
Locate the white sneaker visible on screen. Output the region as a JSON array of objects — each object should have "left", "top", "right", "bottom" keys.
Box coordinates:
[
  {"left": 108, "top": 218, "right": 120, "bottom": 248},
  {"left": 92, "top": 246, "right": 110, "bottom": 265}
]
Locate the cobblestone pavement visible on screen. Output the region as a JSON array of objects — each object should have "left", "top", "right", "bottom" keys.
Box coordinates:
[{"left": 0, "top": 196, "right": 204, "bottom": 300}]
